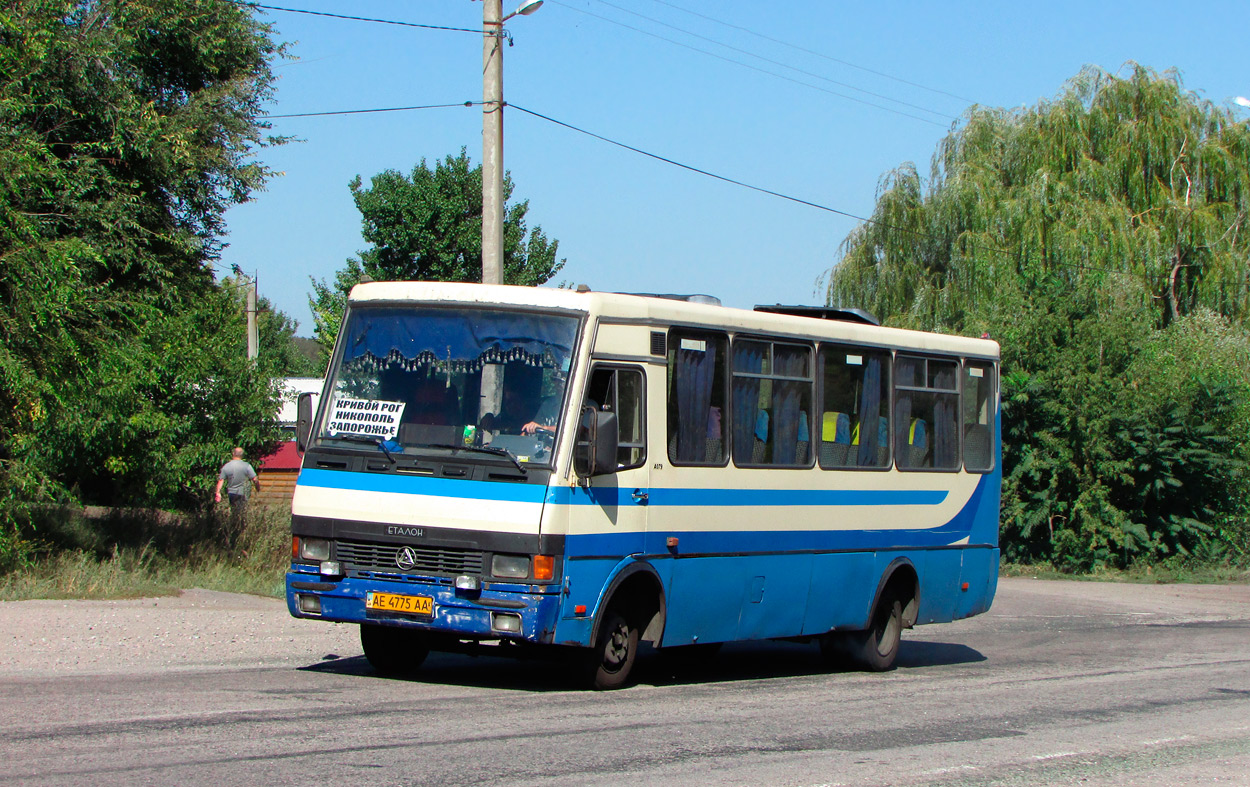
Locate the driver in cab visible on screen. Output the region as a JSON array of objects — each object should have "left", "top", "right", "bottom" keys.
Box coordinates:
[{"left": 480, "top": 377, "right": 559, "bottom": 436}]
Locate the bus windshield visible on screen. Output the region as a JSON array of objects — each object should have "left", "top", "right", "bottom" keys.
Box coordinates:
[{"left": 316, "top": 305, "right": 580, "bottom": 466}]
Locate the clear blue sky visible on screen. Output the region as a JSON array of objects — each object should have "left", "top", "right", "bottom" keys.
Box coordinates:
[{"left": 221, "top": 0, "right": 1250, "bottom": 335}]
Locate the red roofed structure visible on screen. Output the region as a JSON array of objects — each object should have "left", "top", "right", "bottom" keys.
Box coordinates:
[{"left": 254, "top": 441, "right": 302, "bottom": 507}]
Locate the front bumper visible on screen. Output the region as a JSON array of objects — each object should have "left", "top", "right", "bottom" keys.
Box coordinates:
[{"left": 285, "top": 565, "right": 563, "bottom": 644}]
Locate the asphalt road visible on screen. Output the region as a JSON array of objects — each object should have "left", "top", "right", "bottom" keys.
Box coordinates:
[{"left": 1, "top": 578, "right": 1248, "bottom": 786}]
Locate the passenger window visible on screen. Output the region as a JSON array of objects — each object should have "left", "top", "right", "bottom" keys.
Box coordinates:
[
  {"left": 584, "top": 366, "right": 646, "bottom": 470},
  {"left": 667, "top": 331, "right": 728, "bottom": 465},
  {"left": 962, "top": 361, "right": 995, "bottom": 472},
  {"left": 818, "top": 345, "right": 890, "bottom": 469},
  {"left": 894, "top": 355, "right": 959, "bottom": 470},
  {"left": 731, "top": 338, "right": 814, "bottom": 467}
]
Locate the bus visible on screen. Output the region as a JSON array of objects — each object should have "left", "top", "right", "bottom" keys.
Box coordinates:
[{"left": 288, "top": 282, "right": 1001, "bottom": 689}]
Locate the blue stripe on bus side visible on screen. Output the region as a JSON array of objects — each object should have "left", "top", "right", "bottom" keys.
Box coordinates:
[
  {"left": 547, "top": 486, "right": 948, "bottom": 507},
  {"left": 296, "top": 468, "right": 548, "bottom": 503},
  {"left": 298, "top": 468, "right": 958, "bottom": 511},
  {"left": 563, "top": 474, "right": 994, "bottom": 555}
]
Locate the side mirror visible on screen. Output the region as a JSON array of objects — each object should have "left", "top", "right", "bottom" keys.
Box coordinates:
[
  {"left": 574, "top": 407, "right": 619, "bottom": 477},
  {"left": 295, "top": 392, "right": 315, "bottom": 453}
]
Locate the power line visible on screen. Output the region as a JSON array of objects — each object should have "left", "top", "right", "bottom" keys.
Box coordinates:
[
  {"left": 230, "top": 1, "right": 480, "bottom": 33},
  {"left": 510, "top": 102, "right": 940, "bottom": 232},
  {"left": 266, "top": 102, "right": 475, "bottom": 119},
  {"left": 584, "top": 0, "right": 957, "bottom": 122},
  {"left": 247, "top": 96, "right": 1247, "bottom": 297},
  {"left": 545, "top": 1, "right": 948, "bottom": 129},
  {"left": 508, "top": 102, "right": 1250, "bottom": 295},
  {"left": 643, "top": 0, "right": 977, "bottom": 105},
  {"left": 232, "top": 0, "right": 952, "bottom": 128}
]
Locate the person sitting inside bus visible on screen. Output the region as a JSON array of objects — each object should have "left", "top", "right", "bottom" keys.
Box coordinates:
[{"left": 480, "top": 379, "right": 559, "bottom": 436}]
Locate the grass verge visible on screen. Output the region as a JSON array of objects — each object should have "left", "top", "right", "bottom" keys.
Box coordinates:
[
  {"left": 1001, "top": 560, "right": 1250, "bottom": 584},
  {"left": 0, "top": 504, "right": 289, "bottom": 602}
]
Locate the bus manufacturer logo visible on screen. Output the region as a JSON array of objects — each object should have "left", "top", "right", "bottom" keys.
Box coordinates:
[
  {"left": 387, "top": 526, "right": 424, "bottom": 537},
  {"left": 395, "top": 546, "right": 419, "bottom": 571}
]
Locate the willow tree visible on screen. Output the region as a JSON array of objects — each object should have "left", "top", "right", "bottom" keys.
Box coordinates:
[
  {"left": 829, "top": 64, "right": 1250, "bottom": 333},
  {"left": 827, "top": 65, "right": 1250, "bottom": 570}
]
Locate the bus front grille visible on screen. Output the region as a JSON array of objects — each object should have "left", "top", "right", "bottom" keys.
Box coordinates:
[{"left": 335, "top": 540, "right": 484, "bottom": 577}]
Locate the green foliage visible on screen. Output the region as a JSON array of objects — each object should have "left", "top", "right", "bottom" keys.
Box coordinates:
[
  {"left": 310, "top": 149, "right": 566, "bottom": 359},
  {"left": 827, "top": 65, "right": 1250, "bottom": 571},
  {"left": 0, "top": 0, "right": 288, "bottom": 558}
]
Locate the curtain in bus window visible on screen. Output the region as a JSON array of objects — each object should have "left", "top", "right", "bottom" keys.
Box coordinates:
[
  {"left": 731, "top": 342, "right": 764, "bottom": 465},
  {"left": 341, "top": 310, "right": 576, "bottom": 368},
  {"left": 933, "top": 363, "right": 958, "bottom": 468},
  {"left": 675, "top": 343, "right": 715, "bottom": 463},
  {"left": 772, "top": 348, "right": 806, "bottom": 465},
  {"left": 856, "top": 355, "right": 883, "bottom": 467}
]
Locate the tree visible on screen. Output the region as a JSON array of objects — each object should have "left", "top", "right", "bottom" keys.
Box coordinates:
[
  {"left": 309, "top": 149, "right": 565, "bottom": 357},
  {"left": 0, "top": 0, "right": 286, "bottom": 564},
  {"left": 828, "top": 65, "right": 1250, "bottom": 334},
  {"left": 825, "top": 65, "right": 1250, "bottom": 569}
]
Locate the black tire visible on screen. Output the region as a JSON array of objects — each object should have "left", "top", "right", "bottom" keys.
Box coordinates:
[
  {"left": 360, "top": 623, "right": 429, "bottom": 676},
  {"left": 853, "top": 595, "right": 903, "bottom": 671},
  {"left": 588, "top": 610, "right": 639, "bottom": 690}
]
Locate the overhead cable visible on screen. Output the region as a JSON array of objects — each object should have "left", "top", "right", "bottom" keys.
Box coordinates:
[
  {"left": 584, "top": 0, "right": 956, "bottom": 121},
  {"left": 266, "top": 102, "right": 476, "bottom": 119},
  {"left": 644, "top": 0, "right": 978, "bottom": 104},
  {"left": 230, "top": 1, "right": 480, "bottom": 33},
  {"left": 546, "top": 2, "right": 948, "bottom": 128}
]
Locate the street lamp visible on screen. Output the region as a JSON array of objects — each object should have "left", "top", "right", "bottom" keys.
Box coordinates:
[{"left": 481, "top": 0, "right": 542, "bottom": 285}]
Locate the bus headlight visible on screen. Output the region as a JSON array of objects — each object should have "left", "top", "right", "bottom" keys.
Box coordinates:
[
  {"left": 491, "top": 554, "right": 529, "bottom": 579},
  {"left": 298, "top": 537, "right": 330, "bottom": 562}
]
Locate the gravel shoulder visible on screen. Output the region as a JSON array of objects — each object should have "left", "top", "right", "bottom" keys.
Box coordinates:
[
  {"left": 1, "top": 578, "right": 1247, "bottom": 679},
  {"left": 0, "top": 589, "right": 359, "bottom": 677}
]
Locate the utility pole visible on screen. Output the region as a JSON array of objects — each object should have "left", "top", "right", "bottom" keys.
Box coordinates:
[
  {"left": 481, "top": 0, "right": 505, "bottom": 286},
  {"left": 481, "top": 0, "right": 542, "bottom": 286},
  {"left": 246, "top": 274, "right": 258, "bottom": 361},
  {"left": 233, "top": 264, "right": 259, "bottom": 361}
]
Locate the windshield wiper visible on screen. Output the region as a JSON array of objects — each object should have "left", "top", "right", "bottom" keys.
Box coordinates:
[
  {"left": 335, "top": 433, "right": 396, "bottom": 464},
  {"left": 422, "top": 443, "right": 528, "bottom": 475}
]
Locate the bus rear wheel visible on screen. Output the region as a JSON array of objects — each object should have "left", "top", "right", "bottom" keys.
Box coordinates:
[
  {"left": 588, "top": 609, "right": 638, "bottom": 690},
  {"left": 360, "top": 623, "right": 429, "bottom": 676},
  {"left": 853, "top": 595, "right": 903, "bottom": 671}
]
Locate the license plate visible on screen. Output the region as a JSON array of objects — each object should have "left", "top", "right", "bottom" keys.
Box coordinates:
[{"left": 366, "top": 591, "right": 434, "bottom": 616}]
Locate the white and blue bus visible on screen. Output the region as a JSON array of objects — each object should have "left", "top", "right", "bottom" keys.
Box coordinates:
[{"left": 288, "top": 282, "right": 1000, "bottom": 688}]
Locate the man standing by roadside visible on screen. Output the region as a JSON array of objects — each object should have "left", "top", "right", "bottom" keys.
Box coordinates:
[{"left": 215, "top": 447, "right": 260, "bottom": 514}]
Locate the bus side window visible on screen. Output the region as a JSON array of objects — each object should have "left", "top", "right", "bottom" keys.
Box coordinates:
[
  {"left": 731, "top": 338, "right": 813, "bottom": 467},
  {"left": 818, "top": 345, "right": 890, "bottom": 469},
  {"left": 962, "top": 361, "right": 995, "bottom": 472},
  {"left": 667, "top": 331, "right": 728, "bottom": 465},
  {"left": 894, "top": 355, "right": 959, "bottom": 470},
  {"left": 585, "top": 366, "right": 646, "bottom": 470}
]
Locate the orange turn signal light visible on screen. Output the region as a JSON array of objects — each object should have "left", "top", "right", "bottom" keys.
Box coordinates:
[
  {"left": 533, "top": 554, "right": 555, "bottom": 581},
  {"left": 291, "top": 536, "right": 300, "bottom": 560}
]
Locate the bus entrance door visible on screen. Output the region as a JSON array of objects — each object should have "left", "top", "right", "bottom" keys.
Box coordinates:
[{"left": 566, "top": 364, "right": 651, "bottom": 592}]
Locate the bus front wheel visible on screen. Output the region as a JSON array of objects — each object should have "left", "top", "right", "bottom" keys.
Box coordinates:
[
  {"left": 588, "top": 609, "right": 638, "bottom": 690},
  {"left": 360, "top": 623, "right": 429, "bottom": 676}
]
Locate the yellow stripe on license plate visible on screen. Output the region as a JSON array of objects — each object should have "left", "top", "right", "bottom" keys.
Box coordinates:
[{"left": 366, "top": 591, "right": 434, "bottom": 616}]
